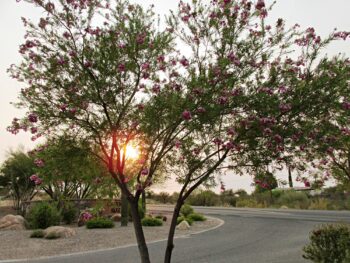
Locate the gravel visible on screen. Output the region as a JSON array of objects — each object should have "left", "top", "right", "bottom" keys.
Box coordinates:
[{"left": 0, "top": 215, "right": 221, "bottom": 260}]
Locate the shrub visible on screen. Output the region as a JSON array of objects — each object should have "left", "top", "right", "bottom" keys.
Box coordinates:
[
  {"left": 187, "top": 190, "right": 220, "bottom": 206},
  {"left": 187, "top": 213, "right": 206, "bottom": 222},
  {"left": 277, "top": 191, "right": 310, "bottom": 209},
  {"left": 45, "top": 232, "right": 61, "bottom": 240},
  {"left": 155, "top": 215, "right": 167, "bottom": 222},
  {"left": 308, "top": 198, "right": 331, "bottom": 210},
  {"left": 30, "top": 229, "right": 45, "bottom": 238},
  {"left": 303, "top": 224, "right": 350, "bottom": 263},
  {"left": 141, "top": 217, "right": 163, "bottom": 226},
  {"left": 180, "top": 204, "right": 194, "bottom": 217},
  {"left": 86, "top": 217, "right": 114, "bottom": 229},
  {"left": 177, "top": 216, "right": 193, "bottom": 226},
  {"left": 61, "top": 202, "right": 78, "bottom": 224},
  {"left": 236, "top": 198, "right": 259, "bottom": 208},
  {"left": 26, "top": 202, "right": 61, "bottom": 229}
]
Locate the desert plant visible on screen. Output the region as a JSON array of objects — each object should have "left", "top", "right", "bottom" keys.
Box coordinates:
[
  {"left": 61, "top": 202, "right": 78, "bottom": 224},
  {"left": 277, "top": 191, "right": 310, "bottom": 209},
  {"left": 86, "top": 217, "right": 114, "bottom": 229},
  {"left": 26, "top": 202, "right": 61, "bottom": 229},
  {"left": 30, "top": 229, "right": 45, "bottom": 238},
  {"left": 303, "top": 224, "right": 350, "bottom": 263},
  {"left": 236, "top": 198, "right": 260, "bottom": 208},
  {"left": 187, "top": 213, "right": 206, "bottom": 222},
  {"left": 176, "top": 216, "right": 193, "bottom": 226},
  {"left": 180, "top": 204, "right": 194, "bottom": 217},
  {"left": 141, "top": 217, "right": 163, "bottom": 227}
]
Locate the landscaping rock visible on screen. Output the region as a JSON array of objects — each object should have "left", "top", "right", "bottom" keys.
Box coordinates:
[
  {"left": 280, "top": 205, "right": 289, "bottom": 209},
  {"left": 111, "top": 213, "right": 121, "bottom": 222},
  {"left": 176, "top": 220, "right": 190, "bottom": 230},
  {"left": 0, "top": 215, "right": 26, "bottom": 230},
  {"left": 44, "top": 226, "right": 76, "bottom": 238}
]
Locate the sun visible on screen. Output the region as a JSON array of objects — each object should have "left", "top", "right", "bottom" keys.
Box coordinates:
[{"left": 125, "top": 144, "right": 140, "bottom": 159}]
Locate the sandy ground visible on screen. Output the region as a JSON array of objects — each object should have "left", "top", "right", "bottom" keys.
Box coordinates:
[{"left": 0, "top": 210, "right": 221, "bottom": 261}]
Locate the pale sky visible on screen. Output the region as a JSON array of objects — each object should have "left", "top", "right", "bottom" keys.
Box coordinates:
[{"left": 0, "top": 0, "right": 349, "bottom": 193}]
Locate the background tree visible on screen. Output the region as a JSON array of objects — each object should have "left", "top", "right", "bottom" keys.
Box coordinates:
[
  {"left": 31, "top": 136, "right": 111, "bottom": 202},
  {"left": 0, "top": 150, "right": 37, "bottom": 215}
]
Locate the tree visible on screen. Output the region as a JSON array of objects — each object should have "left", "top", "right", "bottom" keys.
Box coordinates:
[
  {"left": 0, "top": 150, "right": 37, "bottom": 215},
  {"left": 8, "top": 0, "right": 350, "bottom": 262},
  {"left": 31, "top": 135, "right": 111, "bottom": 202}
]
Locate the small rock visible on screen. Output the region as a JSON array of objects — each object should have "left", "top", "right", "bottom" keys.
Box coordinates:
[
  {"left": 111, "top": 213, "right": 121, "bottom": 222},
  {"left": 0, "top": 215, "right": 27, "bottom": 230},
  {"left": 44, "top": 226, "right": 76, "bottom": 238},
  {"left": 176, "top": 220, "right": 190, "bottom": 230}
]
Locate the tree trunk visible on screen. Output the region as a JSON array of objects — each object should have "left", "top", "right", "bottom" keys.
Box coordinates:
[
  {"left": 121, "top": 192, "right": 128, "bottom": 226},
  {"left": 141, "top": 190, "right": 146, "bottom": 213},
  {"left": 129, "top": 201, "right": 151, "bottom": 263},
  {"left": 288, "top": 166, "right": 293, "bottom": 188},
  {"left": 164, "top": 199, "right": 183, "bottom": 263}
]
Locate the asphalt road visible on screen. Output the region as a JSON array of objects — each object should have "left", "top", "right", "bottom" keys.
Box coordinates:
[{"left": 3, "top": 207, "right": 350, "bottom": 263}]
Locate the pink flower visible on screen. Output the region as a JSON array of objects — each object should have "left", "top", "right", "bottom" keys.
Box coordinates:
[
  {"left": 84, "top": 61, "right": 92, "bottom": 68},
  {"left": 274, "top": 134, "right": 283, "bottom": 144},
  {"left": 30, "top": 174, "right": 39, "bottom": 181},
  {"left": 28, "top": 113, "right": 38, "bottom": 123},
  {"left": 30, "top": 127, "right": 38, "bottom": 134},
  {"left": 141, "top": 63, "right": 150, "bottom": 71},
  {"left": 279, "top": 103, "right": 292, "bottom": 113},
  {"left": 34, "top": 158, "right": 45, "bottom": 167},
  {"left": 34, "top": 178, "right": 42, "bottom": 185},
  {"left": 175, "top": 140, "right": 181, "bottom": 149},
  {"left": 180, "top": 57, "right": 189, "bottom": 67},
  {"left": 141, "top": 168, "right": 149, "bottom": 176},
  {"left": 182, "top": 110, "right": 192, "bottom": 120},
  {"left": 213, "top": 138, "right": 223, "bottom": 145},
  {"left": 255, "top": 0, "right": 265, "bottom": 11},
  {"left": 342, "top": 101, "right": 350, "bottom": 110},
  {"left": 118, "top": 63, "right": 126, "bottom": 72}
]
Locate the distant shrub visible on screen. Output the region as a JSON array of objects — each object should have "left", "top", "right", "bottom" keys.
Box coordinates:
[
  {"left": 177, "top": 216, "right": 193, "bottom": 226},
  {"left": 187, "top": 213, "right": 206, "bottom": 222},
  {"left": 187, "top": 190, "right": 220, "bottom": 206},
  {"left": 303, "top": 224, "right": 350, "bottom": 263},
  {"left": 86, "top": 217, "right": 114, "bottom": 229},
  {"left": 236, "top": 198, "right": 259, "bottom": 208},
  {"left": 180, "top": 204, "right": 194, "bottom": 217},
  {"left": 309, "top": 198, "right": 331, "bottom": 210},
  {"left": 45, "top": 232, "right": 60, "bottom": 240},
  {"left": 61, "top": 202, "right": 78, "bottom": 224},
  {"left": 30, "top": 229, "right": 45, "bottom": 238},
  {"left": 277, "top": 191, "right": 310, "bottom": 209},
  {"left": 141, "top": 217, "right": 163, "bottom": 226},
  {"left": 26, "top": 202, "right": 61, "bottom": 229},
  {"left": 155, "top": 215, "right": 167, "bottom": 222}
]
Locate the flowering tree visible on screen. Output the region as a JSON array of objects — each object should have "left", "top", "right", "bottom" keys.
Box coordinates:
[{"left": 8, "top": 0, "right": 350, "bottom": 262}]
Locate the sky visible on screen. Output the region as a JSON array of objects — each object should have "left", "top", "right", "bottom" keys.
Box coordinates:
[{"left": 0, "top": 0, "right": 349, "bottom": 193}]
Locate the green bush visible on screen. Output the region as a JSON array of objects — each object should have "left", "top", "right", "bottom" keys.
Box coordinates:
[
  {"left": 141, "top": 217, "right": 163, "bottom": 226},
  {"left": 26, "top": 202, "right": 61, "bottom": 229},
  {"left": 303, "top": 224, "right": 350, "bottom": 263},
  {"left": 177, "top": 216, "right": 193, "bottom": 226},
  {"left": 45, "top": 232, "right": 60, "bottom": 240},
  {"left": 277, "top": 191, "right": 310, "bottom": 209},
  {"left": 86, "top": 217, "right": 114, "bottom": 229},
  {"left": 30, "top": 229, "right": 45, "bottom": 238},
  {"left": 61, "top": 202, "right": 78, "bottom": 224},
  {"left": 187, "top": 213, "right": 206, "bottom": 222},
  {"left": 180, "top": 204, "right": 194, "bottom": 217}
]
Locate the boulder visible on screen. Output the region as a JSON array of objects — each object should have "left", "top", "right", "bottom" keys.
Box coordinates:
[
  {"left": 176, "top": 220, "right": 190, "bottom": 230},
  {"left": 0, "top": 215, "right": 26, "bottom": 230},
  {"left": 44, "top": 226, "right": 76, "bottom": 238},
  {"left": 111, "top": 213, "right": 121, "bottom": 222}
]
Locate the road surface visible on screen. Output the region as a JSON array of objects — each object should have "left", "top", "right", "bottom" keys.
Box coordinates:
[{"left": 2, "top": 206, "right": 350, "bottom": 263}]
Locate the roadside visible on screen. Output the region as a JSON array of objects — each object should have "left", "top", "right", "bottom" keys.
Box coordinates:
[{"left": 0, "top": 213, "right": 222, "bottom": 261}]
